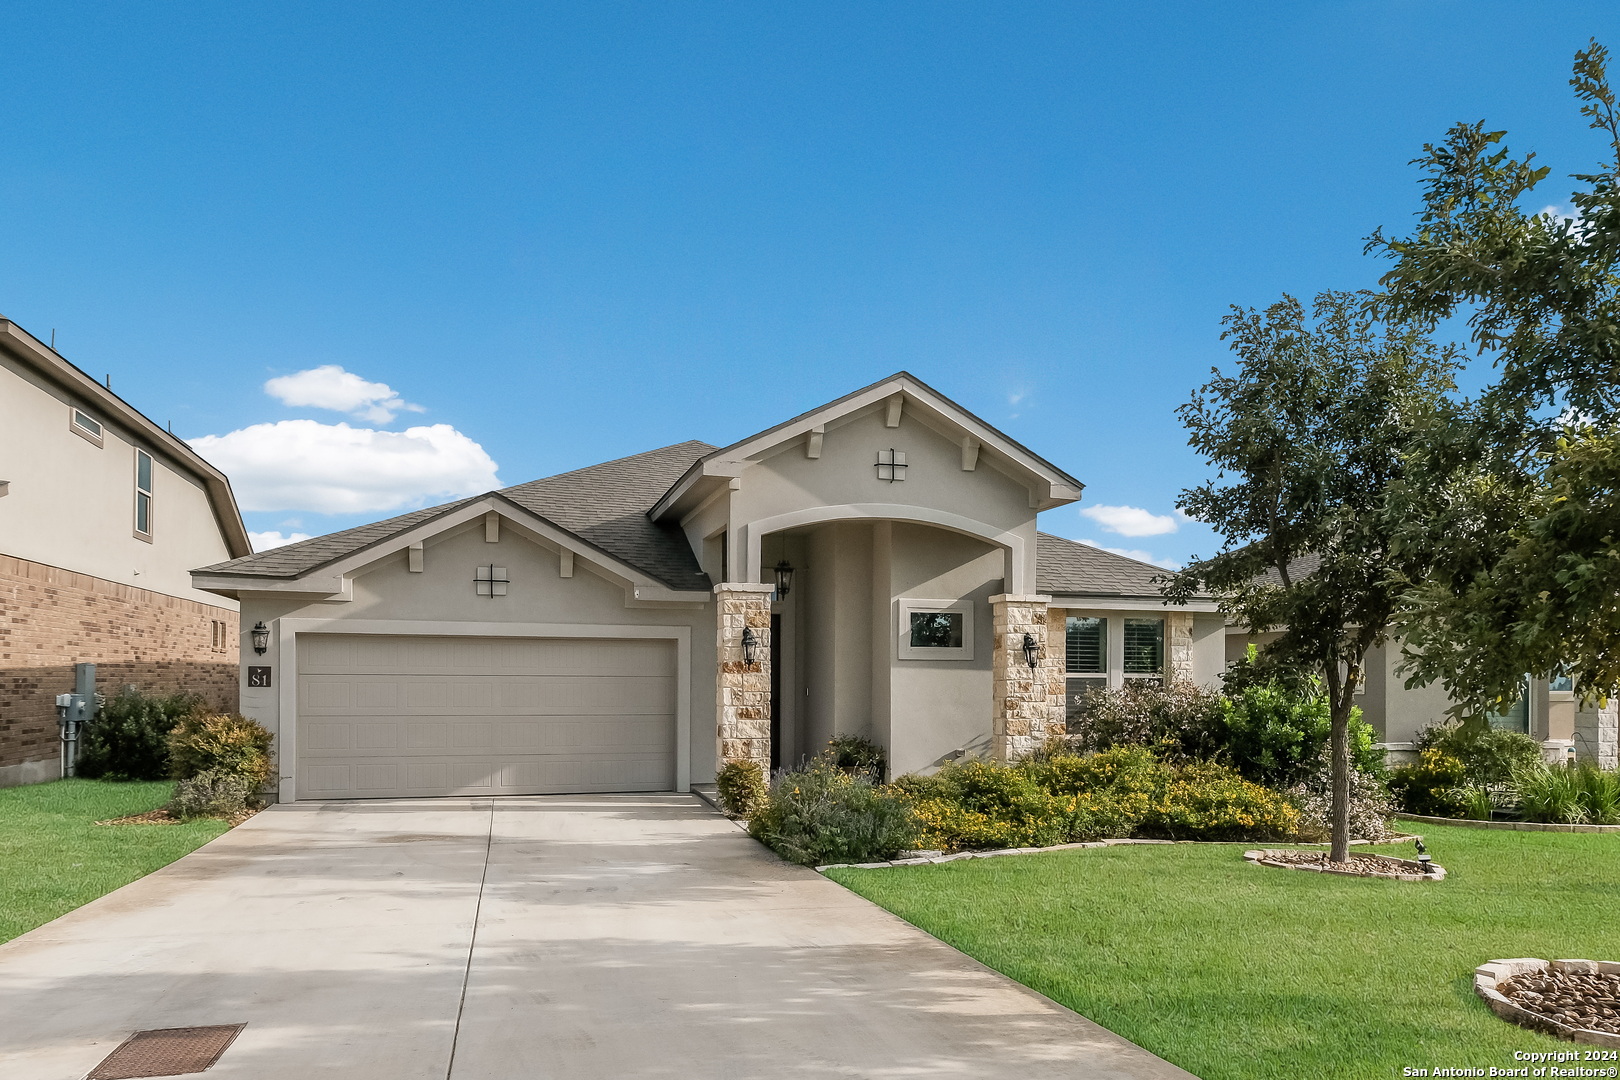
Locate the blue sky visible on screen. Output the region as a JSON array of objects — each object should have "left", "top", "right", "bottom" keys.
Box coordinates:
[{"left": 4, "top": 3, "right": 1618, "bottom": 566}]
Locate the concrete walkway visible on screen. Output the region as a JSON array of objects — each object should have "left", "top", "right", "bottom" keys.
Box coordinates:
[{"left": 0, "top": 794, "right": 1196, "bottom": 1079}]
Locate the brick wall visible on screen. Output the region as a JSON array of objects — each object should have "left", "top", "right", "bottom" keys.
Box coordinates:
[{"left": 0, "top": 554, "right": 239, "bottom": 774}]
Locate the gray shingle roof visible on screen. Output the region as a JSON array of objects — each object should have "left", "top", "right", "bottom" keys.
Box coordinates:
[
  {"left": 1036, "top": 532, "right": 1181, "bottom": 599},
  {"left": 197, "top": 441, "right": 716, "bottom": 592}
]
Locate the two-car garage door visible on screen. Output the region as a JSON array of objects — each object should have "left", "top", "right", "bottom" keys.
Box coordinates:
[{"left": 295, "top": 634, "right": 676, "bottom": 800}]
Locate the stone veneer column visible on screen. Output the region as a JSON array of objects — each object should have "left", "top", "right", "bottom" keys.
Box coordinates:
[
  {"left": 989, "top": 594, "right": 1061, "bottom": 762},
  {"left": 715, "top": 583, "right": 775, "bottom": 770},
  {"left": 1167, "top": 612, "right": 1195, "bottom": 684}
]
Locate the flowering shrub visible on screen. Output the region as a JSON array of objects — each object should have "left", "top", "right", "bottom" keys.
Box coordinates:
[
  {"left": 887, "top": 749, "right": 1297, "bottom": 853},
  {"left": 1387, "top": 748, "right": 1473, "bottom": 818},
  {"left": 747, "top": 761, "right": 918, "bottom": 866},
  {"left": 1286, "top": 752, "right": 1398, "bottom": 841}
]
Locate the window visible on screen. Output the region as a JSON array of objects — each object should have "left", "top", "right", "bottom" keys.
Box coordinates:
[
  {"left": 1064, "top": 617, "right": 1108, "bottom": 726},
  {"left": 1123, "top": 618, "right": 1164, "bottom": 678},
  {"left": 910, "top": 611, "right": 964, "bottom": 649},
  {"left": 1549, "top": 670, "right": 1575, "bottom": 694},
  {"left": 1065, "top": 616, "right": 1106, "bottom": 673},
  {"left": 897, "top": 599, "right": 974, "bottom": 660},
  {"left": 1487, "top": 676, "right": 1532, "bottom": 734},
  {"left": 134, "top": 449, "right": 153, "bottom": 539},
  {"left": 71, "top": 407, "right": 104, "bottom": 447}
]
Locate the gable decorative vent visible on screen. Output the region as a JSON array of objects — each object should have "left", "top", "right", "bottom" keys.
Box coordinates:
[
  {"left": 876, "top": 448, "right": 907, "bottom": 482},
  {"left": 475, "top": 565, "right": 509, "bottom": 597}
]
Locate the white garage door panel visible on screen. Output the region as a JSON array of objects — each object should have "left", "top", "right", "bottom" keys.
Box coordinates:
[{"left": 296, "top": 634, "right": 677, "bottom": 800}]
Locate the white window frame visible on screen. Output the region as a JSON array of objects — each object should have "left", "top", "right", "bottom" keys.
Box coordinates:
[
  {"left": 71, "top": 407, "right": 104, "bottom": 447},
  {"left": 134, "top": 448, "right": 154, "bottom": 541},
  {"left": 897, "top": 598, "right": 974, "bottom": 661}
]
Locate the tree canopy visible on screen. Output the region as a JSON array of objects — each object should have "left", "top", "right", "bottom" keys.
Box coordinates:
[
  {"left": 1372, "top": 40, "right": 1620, "bottom": 711},
  {"left": 1165, "top": 290, "right": 1460, "bottom": 860}
]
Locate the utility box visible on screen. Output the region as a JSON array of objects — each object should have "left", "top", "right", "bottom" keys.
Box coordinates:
[{"left": 55, "top": 662, "right": 97, "bottom": 778}]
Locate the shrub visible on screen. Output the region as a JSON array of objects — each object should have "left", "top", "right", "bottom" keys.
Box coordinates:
[
  {"left": 169, "top": 769, "right": 255, "bottom": 819},
  {"left": 1220, "top": 682, "right": 1382, "bottom": 787},
  {"left": 896, "top": 760, "right": 1071, "bottom": 851},
  {"left": 891, "top": 748, "right": 1297, "bottom": 852},
  {"left": 1286, "top": 752, "right": 1397, "bottom": 842},
  {"left": 748, "top": 761, "right": 918, "bottom": 866},
  {"left": 1142, "top": 761, "right": 1300, "bottom": 842},
  {"left": 1516, "top": 762, "right": 1620, "bottom": 825},
  {"left": 1069, "top": 680, "right": 1228, "bottom": 762},
  {"left": 1388, "top": 748, "right": 1473, "bottom": 818},
  {"left": 822, "top": 733, "right": 887, "bottom": 782},
  {"left": 1419, "top": 719, "right": 1544, "bottom": 791},
  {"left": 167, "top": 713, "right": 274, "bottom": 794},
  {"left": 76, "top": 687, "right": 204, "bottom": 781},
  {"left": 715, "top": 759, "right": 768, "bottom": 818}
]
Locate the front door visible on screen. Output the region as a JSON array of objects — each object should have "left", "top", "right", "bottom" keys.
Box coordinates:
[{"left": 769, "top": 613, "right": 782, "bottom": 771}]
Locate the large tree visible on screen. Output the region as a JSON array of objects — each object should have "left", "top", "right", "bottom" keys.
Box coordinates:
[
  {"left": 1371, "top": 40, "right": 1620, "bottom": 714},
  {"left": 1165, "top": 291, "right": 1461, "bottom": 863}
]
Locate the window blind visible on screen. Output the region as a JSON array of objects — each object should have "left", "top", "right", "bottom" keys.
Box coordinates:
[
  {"left": 1123, "top": 618, "right": 1163, "bottom": 675},
  {"left": 1065, "top": 617, "right": 1106, "bottom": 674}
]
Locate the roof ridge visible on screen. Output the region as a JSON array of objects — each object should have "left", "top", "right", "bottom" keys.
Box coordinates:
[{"left": 502, "top": 439, "right": 717, "bottom": 493}]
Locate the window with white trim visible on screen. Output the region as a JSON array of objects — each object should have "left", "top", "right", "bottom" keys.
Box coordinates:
[
  {"left": 71, "top": 407, "right": 104, "bottom": 447},
  {"left": 134, "top": 449, "right": 154, "bottom": 539},
  {"left": 897, "top": 599, "right": 974, "bottom": 660}
]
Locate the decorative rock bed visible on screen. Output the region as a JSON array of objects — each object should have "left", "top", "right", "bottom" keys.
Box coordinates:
[
  {"left": 1475, "top": 959, "right": 1620, "bottom": 1047},
  {"left": 1243, "top": 848, "right": 1445, "bottom": 880}
]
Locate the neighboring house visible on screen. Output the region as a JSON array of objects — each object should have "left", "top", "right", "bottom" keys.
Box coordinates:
[
  {"left": 0, "top": 317, "right": 252, "bottom": 786},
  {"left": 193, "top": 373, "right": 1226, "bottom": 803},
  {"left": 1223, "top": 555, "right": 1620, "bottom": 767}
]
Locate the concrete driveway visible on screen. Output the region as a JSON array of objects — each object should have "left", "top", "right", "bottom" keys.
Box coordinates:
[{"left": 0, "top": 794, "right": 1195, "bottom": 1079}]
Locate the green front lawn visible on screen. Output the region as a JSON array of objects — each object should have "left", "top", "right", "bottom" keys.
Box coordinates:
[
  {"left": 0, "top": 779, "right": 228, "bottom": 944},
  {"left": 828, "top": 827, "right": 1620, "bottom": 1080}
]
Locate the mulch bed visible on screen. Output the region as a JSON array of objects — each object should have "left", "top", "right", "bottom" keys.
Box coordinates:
[
  {"left": 1245, "top": 848, "right": 1442, "bottom": 880},
  {"left": 1501, "top": 969, "right": 1620, "bottom": 1035},
  {"left": 96, "top": 807, "right": 261, "bottom": 828}
]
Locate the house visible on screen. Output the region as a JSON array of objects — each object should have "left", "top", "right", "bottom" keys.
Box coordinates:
[
  {"left": 193, "top": 373, "right": 1227, "bottom": 803},
  {"left": 1224, "top": 556, "right": 1620, "bottom": 768},
  {"left": 0, "top": 317, "right": 252, "bottom": 787}
]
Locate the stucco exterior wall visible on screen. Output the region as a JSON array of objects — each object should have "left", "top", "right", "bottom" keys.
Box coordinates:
[
  {"left": 0, "top": 353, "right": 236, "bottom": 607},
  {"left": 236, "top": 520, "right": 716, "bottom": 798},
  {"left": 727, "top": 403, "right": 1038, "bottom": 591}
]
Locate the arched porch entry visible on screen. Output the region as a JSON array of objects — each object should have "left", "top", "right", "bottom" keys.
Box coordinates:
[{"left": 715, "top": 508, "right": 1061, "bottom": 779}]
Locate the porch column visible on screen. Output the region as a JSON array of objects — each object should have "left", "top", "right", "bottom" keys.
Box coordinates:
[
  {"left": 715, "top": 583, "right": 774, "bottom": 770},
  {"left": 1168, "top": 612, "right": 1195, "bottom": 684},
  {"left": 989, "top": 594, "right": 1061, "bottom": 762}
]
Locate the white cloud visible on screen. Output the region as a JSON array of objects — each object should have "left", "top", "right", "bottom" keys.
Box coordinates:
[
  {"left": 1079, "top": 503, "right": 1180, "bottom": 537},
  {"left": 192, "top": 420, "right": 500, "bottom": 513},
  {"left": 1540, "top": 204, "right": 1581, "bottom": 226},
  {"left": 1080, "top": 538, "right": 1182, "bottom": 570},
  {"left": 249, "top": 530, "right": 313, "bottom": 551},
  {"left": 264, "top": 365, "right": 424, "bottom": 424}
]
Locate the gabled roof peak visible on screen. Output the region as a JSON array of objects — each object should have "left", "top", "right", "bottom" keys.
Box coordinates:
[{"left": 649, "top": 371, "right": 1083, "bottom": 521}]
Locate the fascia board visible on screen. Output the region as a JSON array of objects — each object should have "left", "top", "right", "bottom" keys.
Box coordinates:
[
  {"left": 1048, "top": 595, "right": 1222, "bottom": 612},
  {"left": 194, "top": 494, "right": 698, "bottom": 605}
]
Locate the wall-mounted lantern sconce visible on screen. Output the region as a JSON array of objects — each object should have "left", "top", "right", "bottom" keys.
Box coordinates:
[
  {"left": 251, "top": 621, "right": 270, "bottom": 655},
  {"left": 1021, "top": 632, "right": 1039, "bottom": 670},
  {"left": 742, "top": 626, "right": 759, "bottom": 665},
  {"left": 774, "top": 560, "right": 795, "bottom": 599}
]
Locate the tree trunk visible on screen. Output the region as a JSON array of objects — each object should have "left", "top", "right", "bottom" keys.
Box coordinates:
[{"left": 1329, "top": 699, "right": 1352, "bottom": 864}]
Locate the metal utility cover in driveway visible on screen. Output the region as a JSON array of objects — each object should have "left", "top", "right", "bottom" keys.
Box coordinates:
[{"left": 87, "top": 1025, "right": 245, "bottom": 1079}]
